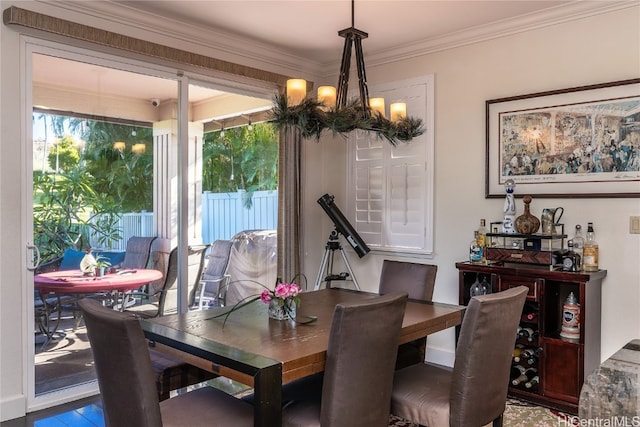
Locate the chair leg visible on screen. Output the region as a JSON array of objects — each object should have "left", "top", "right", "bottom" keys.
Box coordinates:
[{"left": 493, "top": 413, "right": 504, "bottom": 427}]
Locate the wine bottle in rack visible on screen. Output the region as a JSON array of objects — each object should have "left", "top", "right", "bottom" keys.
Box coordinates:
[
  {"left": 521, "top": 347, "right": 542, "bottom": 365},
  {"left": 524, "top": 375, "right": 540, "bottom": 389},
  {"left": 513, "top": 344, "right": 525, "bottom": 360},
  {"left": 511, "top": 364, "right": 527, "bottom": 380},
  {"left": 512, "top": 368, "right": 538, "bottom": 386},
  {"left": 523, "top": 304, "right": 539, "bottom": 322},
  {"left": 517, "top": 327, "right": 535, "bottom": 340}
]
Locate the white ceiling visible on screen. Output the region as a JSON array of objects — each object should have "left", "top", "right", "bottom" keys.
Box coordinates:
[
  {"left": 113, "top": 0, "right": 578, "bottom": 65},
  {"left": 33, "top": 1, "right": 631, "bottom": 121}
]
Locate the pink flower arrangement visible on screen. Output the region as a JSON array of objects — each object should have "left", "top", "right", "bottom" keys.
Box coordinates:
[
  {"left": 212, "top": 278, "right": 316, "bottom": 326},
  {"left": 260, "top": 282, "right": 301, "bottom": 304}
]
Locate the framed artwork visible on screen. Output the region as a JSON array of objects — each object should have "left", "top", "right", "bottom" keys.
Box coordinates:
[{"left": 486, "top": 79, "right": 640, "bottom": 198}]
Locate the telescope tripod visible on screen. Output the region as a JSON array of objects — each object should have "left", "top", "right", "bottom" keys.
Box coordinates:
[{"left": 313, "top": 230, "right": 361, "bottom": 291}]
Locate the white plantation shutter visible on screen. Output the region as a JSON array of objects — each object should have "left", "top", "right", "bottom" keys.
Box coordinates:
[{"left": 348, "top": 75, "right": 434, "bottom": 255}]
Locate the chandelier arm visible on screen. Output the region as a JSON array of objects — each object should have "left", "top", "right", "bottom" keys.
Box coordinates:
[
  {"left": 353, "top": 35, "right": 370, "bottom": 119},
  {"left": 337, "top": 35, "right": 353, "bottom": 108}
]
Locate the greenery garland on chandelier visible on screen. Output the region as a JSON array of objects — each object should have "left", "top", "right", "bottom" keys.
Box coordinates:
[{"left": 270, "top": 93, "right": 425, "bottom": 146}]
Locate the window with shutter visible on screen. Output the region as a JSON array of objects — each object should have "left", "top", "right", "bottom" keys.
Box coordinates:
[{"left": 347, "top": 75, "right": 434, "bottom": 255}]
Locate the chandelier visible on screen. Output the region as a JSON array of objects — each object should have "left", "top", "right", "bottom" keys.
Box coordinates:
[{"left": 271, "top": 0, "right": 424, "bottom": 145}]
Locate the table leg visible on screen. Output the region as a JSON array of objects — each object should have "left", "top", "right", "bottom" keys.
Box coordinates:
[{"left": 252, "top": 362, "right": 282, "bottom": 427}]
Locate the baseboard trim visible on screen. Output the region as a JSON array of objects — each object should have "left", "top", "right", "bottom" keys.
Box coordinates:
[{"left": 0, "top": 394, "right": 26, "bottom": 422}]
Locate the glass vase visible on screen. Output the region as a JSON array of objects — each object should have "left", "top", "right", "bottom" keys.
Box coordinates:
[{"left": 268, "top": 299, "right": 296, "bottom": 320}]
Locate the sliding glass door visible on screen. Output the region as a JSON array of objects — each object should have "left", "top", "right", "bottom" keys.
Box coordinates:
[
  {"left": 29, "top": 49, "right": 181, "bottom": 407},
  {"left": 26, "top": 41, "right": 276, "bottom": 411}
]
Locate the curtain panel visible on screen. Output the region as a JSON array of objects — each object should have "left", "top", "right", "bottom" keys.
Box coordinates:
[{"left": 277, "top": 127, "right": 302, "bottom": 285}]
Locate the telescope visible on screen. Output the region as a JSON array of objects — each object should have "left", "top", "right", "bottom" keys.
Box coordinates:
[{"left": 317, "top": 194, "right": 370, "bottom": 258}]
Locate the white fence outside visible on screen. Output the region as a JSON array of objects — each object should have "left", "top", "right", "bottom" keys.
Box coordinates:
[{"left": 90, "top": 190, "right": 278, "bottom": 250}]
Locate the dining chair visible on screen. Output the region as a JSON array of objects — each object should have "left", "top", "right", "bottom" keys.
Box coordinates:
[
  {"left": 196, "top": 239, "right": 233, "bottom": 308},
  {"left": 379, "top": 260, "right": 437, "bottom": 369},
  {"left": 390, "top": 286, "right": 528, "bottom": 427},
  {"left": 281, "top": 291, "right": 408, "bottom": 427},
  {"left": 77, "top": 298, "right": 253, "bottom": 427}
]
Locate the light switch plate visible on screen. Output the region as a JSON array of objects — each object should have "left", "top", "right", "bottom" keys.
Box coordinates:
[{"left": 630, "top": 216, "right": 640, "bottom": 234}]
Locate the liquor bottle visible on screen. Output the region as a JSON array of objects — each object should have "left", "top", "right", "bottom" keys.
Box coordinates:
[
  {"left": 561, "top": 240, "right": 581, "bottom": 272},
  {"left": 477, "top": 219, "right": 488, "bottom": 263},
  {"left": 469, "top": 231, "right": 482, "bottom": 264},
  {"left": 572, "top": 224, "right": 585, "bottom": 270},
  {"left": 480, "top": 275, "right": 491, "bottom": 294},
  {"left": 582, "top": 222, "right": 599, "bottom": 272},
  {"left": 524, "top": 375, "right": 540, "bottom": 389},
  {"left": 469, "top": 275, "right": 488, "bottom": 297},
  {"left": 512, "top": 368, "right": 538, "bottom": 386}
]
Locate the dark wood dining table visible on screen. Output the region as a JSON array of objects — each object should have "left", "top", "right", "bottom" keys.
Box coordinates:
[{"left": 140, "top": 288, "right": 465, "bottom": 427}]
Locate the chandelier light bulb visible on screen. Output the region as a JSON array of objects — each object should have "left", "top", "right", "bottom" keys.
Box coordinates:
[
  {"left": 369, "top": 98, "right": 385, "bottom": 118},
  {"left": 286, "top": 79, "right": 307, "bottom": 106},
  {"left": 390, "top": 102, "right": 407, "bottom": 122},
  {"left": 317, "top": 86, "right": 336, "bottom": 108}
]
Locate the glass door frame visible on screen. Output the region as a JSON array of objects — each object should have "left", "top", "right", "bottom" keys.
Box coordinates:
[{"left": 23, "top": 36, "right": 277, "bottom": 412}]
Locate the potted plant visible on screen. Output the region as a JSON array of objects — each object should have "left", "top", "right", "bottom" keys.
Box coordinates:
[{"left": 95, "top": 256, "right": 112, "bottom": 277}]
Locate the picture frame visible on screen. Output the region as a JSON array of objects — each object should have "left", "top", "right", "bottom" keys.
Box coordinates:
[{"left": 486, "top": 79, "right": 640, "bottom": 198}]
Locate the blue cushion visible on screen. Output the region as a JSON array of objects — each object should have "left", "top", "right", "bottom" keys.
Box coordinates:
[
  {"left": 58, "top": 249, "right": 126, "bottom": 270},
  {"left": 58, "top": 249, "right": 86, "bottom": 270}
]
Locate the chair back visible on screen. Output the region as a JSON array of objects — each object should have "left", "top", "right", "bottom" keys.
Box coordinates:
[
  {"left": 450, "top": 285, "right": 528, "bottom": 426},
  {"left": 199, "top": 240, "right": 233, "bottom": 306},
  {"left": 147, "top": 237, "right": 171, "bottom": 298},
  {"left": 121, "top": 236, "right": 157, "bottom": 269},
  {"left": 158, "top": 245, "right": 208, "bottom": 315},
  {"left": 321, "top": 292, "right": 408, "bottom": 427},
  {"left": 78, "top": 298, "right": 162, "bottom": 427},
  {"left": 379, "top": 260, "right": 437, "bottom": 301}
]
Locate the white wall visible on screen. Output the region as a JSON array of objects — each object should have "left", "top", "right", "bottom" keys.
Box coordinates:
[
  {"left": 1, "top": 0, "right": 639, "bottom": 421},
  {"left": 301, "top": 6, "right": 640, "bottom": 366}
]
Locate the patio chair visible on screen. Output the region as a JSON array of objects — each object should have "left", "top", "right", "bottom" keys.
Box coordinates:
[
  {"left": 120, "top": 236, "right": 157, "bottom": 270},
  {"left": 280, "top": 292, "right": 408, "bottom": 427},
  {"left": 77, "top": 298, "right": 253, "bottom": 427},
  {"left": 126, "top": 244, "right": 209, "bottom": 318},
  {"left": 196, "top": 239, "right": 233, "bottom": 308},
  {"left": 390, "top": 286, "right": 528, "bottom": 427},
  {"left": 378, "top": 260, "right": 437, "bottom": 369}
]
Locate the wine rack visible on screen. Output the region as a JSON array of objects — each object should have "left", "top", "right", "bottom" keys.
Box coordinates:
[{"left": 456, "top": 261, "right": 606, "bottom": 415}]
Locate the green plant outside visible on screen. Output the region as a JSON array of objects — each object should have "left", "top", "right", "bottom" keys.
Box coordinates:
[{"left": 33, "top": 113, "right": 278, "bottom": 262}]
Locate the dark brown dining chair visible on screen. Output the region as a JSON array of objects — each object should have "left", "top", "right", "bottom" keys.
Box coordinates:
[
  {"left": 78, "top": 298, "right": 253, "bottom": 427},
  {"left": 379, "top": 260, "right": 437, "bottom": 369},
  {"left": 281, "top": 292, "right": 408, "bottom": 427},
  {"left": 390, "top": 286, "right": 528, "bottom": 427}
]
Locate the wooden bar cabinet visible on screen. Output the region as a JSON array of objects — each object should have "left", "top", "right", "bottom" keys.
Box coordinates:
[{"left": 456, "top": 261, "right": 606, "bottom": 414}]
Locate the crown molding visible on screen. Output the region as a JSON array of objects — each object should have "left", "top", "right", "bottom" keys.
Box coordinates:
[
  {"left": 33, "top": 0, "right": 324, "bottom": 80},
  {"left": 351, "top": 1, "right": 639, "bottom": 71},
  {"left": 31, "top": 0, "right": 637, "bottom": 80}
]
